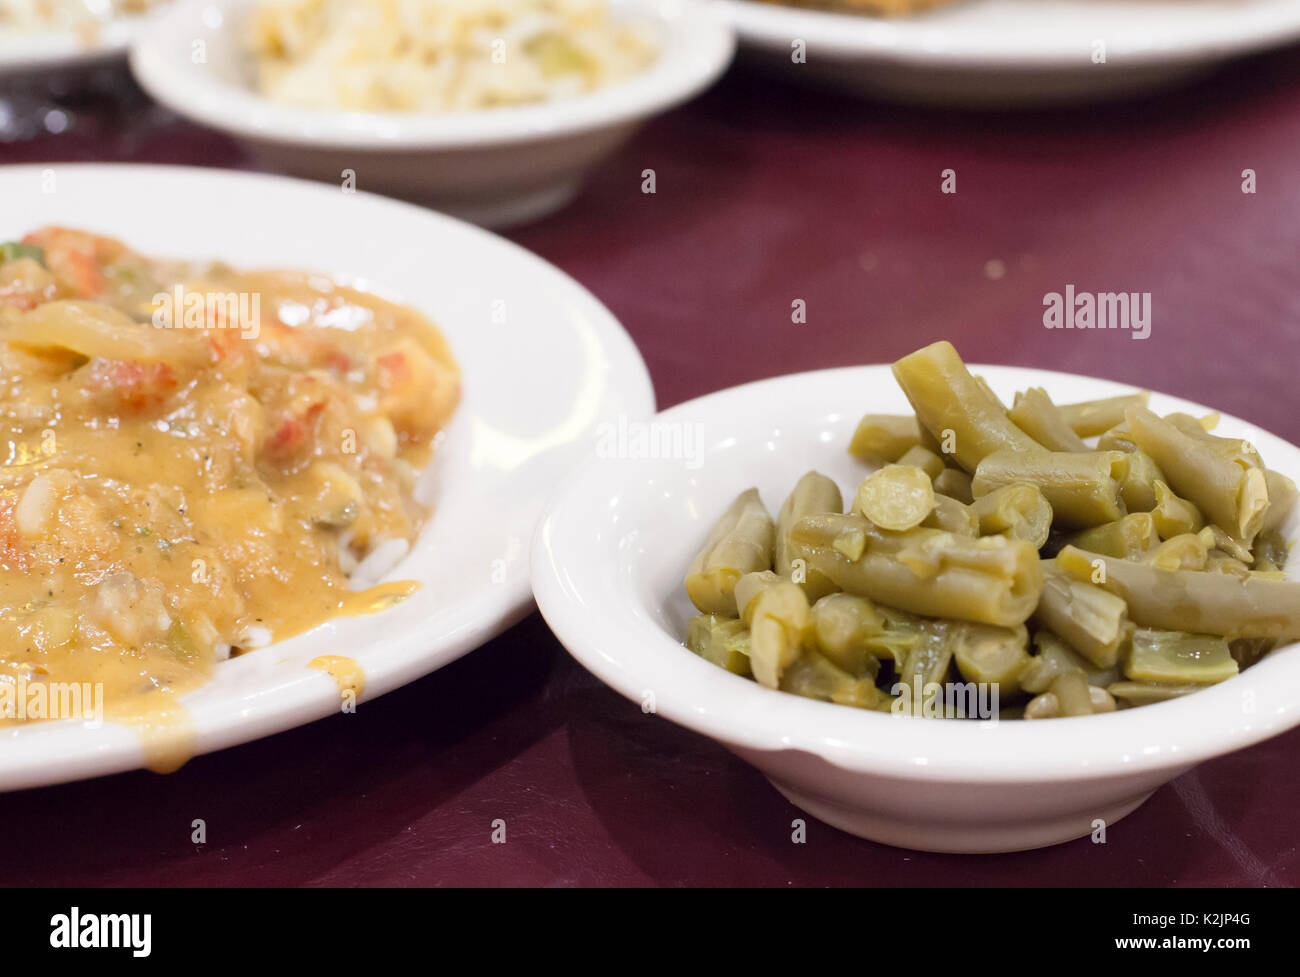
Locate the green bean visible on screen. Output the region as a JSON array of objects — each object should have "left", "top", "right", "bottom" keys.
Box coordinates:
[
  {"left": 1147, "top": 533, "right": 1210, "bottom": 572},
  {"left": 1052, "top": 670, "right": 1095, "bottom": 717},
  {"left": 1252, "top": 530, "right": 1290, "bottom": 573},
  {"left": 933, "top": 467, "right": 973, "bottom": 504},
  {"left": 1056, "top": 544, "right": 1300, "bottom": 640},
  {"left": 1023, "top": 692, "right": 1061, "bottom": 719},
  {"left": 1096, "top": 422, "right": 1137, "bottom": 453},
  {"left": 1151, "top": 480, "right": 1204, "bottom": 539},
  {"left": 896, "top": 444, "right": 946, "bottom": 480},
  {"left": 1262, "top": 469, "right": 1298, "bottom": 534},
  {"left": 922, "top": 493, "right": 979, "bottom": 537},
  {"left": 891, "top": 341, "right": 1040, "bottom": 473},
  {"left": 969, "top": 483, "right": 1052, "bottom": 548},
  {"left": 788, "top": 513, "right": 1042, "bottom": 628},
  {"left": 1034, "top": 563, "right": 1133, "bottom": 668},
  {"left": 951, "top": 622, "right": 1031, "bottom": 698},
  {"left": 1107, "top": 681, "right": 1201, "bottom": 706},
  {"left": 779, "top": 650, "right": 889, "bottom": 710},
  {"left": 1007, "top": 387, "right": 1088, "bottom": 452},
  {"left": 972, "top": 449, "right": 1128, "bottom": 528},
  {"left": 848, "top": 414, "right": 921, "bottom": 465},
  {"left": 1229, "top": 636, "right": 1277, "bottom": 670},
  {"left": 1117, "top": 450, "right": 1165, "bottom": 513},
  {"left": 775, "top": 471, "right": 843, "bottom": 600},
  {"left": 1124, "top": 629, "right": 1239, "bottom": 685},
  {"left": 1126, "top": 406, "right": 1269, "bottom": 543},
  {"left": 1065, "top": 512, "right": 1158, "bottom": 560},
  {"left": 734, "top": 570, "right": 782, "bottom": 619},
  {"left": 736, "top": 571, "right": 809, "bottom": 689},
  {"left": 1164, "top": 413, "right": 1264, "bottom": 470},
  {"left": 853, "top": 464, "right": 935, "bottom": 531},
  {"left": 1057, "top": 391, "right": 1150, "bottom": 437},
  {"left": 1021, "top": 631, "right": 1120, "bottom": 692},
  {"left": 686, "top": 614, "right": 752, "bottom": 676},
  {"left": 685, "top": 489, "right": 775, "bottom": 615},
  {"left": 1198, "top": 524, "right": 1253, "bottom": 564},
  {"left": 809, "top": 593, "right": 883, "bottom": 676}
]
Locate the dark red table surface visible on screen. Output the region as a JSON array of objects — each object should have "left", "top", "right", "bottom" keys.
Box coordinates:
[{"left": 2, "top": 48, "right": 1299, "bottom": 888}]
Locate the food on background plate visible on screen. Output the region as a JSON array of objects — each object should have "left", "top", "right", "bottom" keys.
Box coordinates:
[
  {"left": 683, "top": 341, "right": 1298, "bottom": 719},
  {"left": 0, "top": 0, "right": 161, "bottom": 34},
  {"left": 0, "top": 227, "right": 459, "bottom": 725},
  {"left": 751, "top": 0, "right": 961, "bottom": 16},
  {"left": 248, "top": 0, "right": 659, "bottom": 113}
]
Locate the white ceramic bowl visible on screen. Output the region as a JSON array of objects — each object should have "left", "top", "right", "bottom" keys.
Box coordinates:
[
  {"left": 129, "top": 0, "right": 735, "bottom": 227},
  {"left": 0, "top": 163, "right": 654, "bottom": 790},
  {"left": 718, "top": 0, "right": 1300, "bottom": 107},
  {"left": 532, "top": 365, "right": 1300, "bottom": 853}
]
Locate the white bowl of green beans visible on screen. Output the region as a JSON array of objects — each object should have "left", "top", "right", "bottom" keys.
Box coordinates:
[{"left": 532, "top": 350, "right": 1300, "bottom": 853}]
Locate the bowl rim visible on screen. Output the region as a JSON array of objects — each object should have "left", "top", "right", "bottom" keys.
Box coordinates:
[
  {"left": 531, "top": 363, "right": 1300, "bottom": 784},
  {"left": 129, "top": 0, "right": 736, "bottom": 151}
]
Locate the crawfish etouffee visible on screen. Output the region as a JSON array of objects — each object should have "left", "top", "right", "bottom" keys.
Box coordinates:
[{"left": 0, "top": 227, "right": 459, "bottom": 726}]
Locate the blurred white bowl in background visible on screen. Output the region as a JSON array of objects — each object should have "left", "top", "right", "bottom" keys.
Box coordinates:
[{"left": 130, "top": 0, "right": 735, "bottom": 227}]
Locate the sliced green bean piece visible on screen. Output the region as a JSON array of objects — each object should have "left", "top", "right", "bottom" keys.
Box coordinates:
[
  {"left": 896, "top": 444, "right": 946, "bottom": 480},
  {"left": 789, "top": 513, "right": 1042, "bottom": 628},
  {"left": 1058, "top": 391, "right": 1150, "bottom": 438},
  {"left": 848, "top": 414, "right": 921, "bottom": 465},
  {"left": 1056, "top": 544, "right": 1300, "bottom": 640},
  {"left": 1164, "top": 413, "right": 1264, "bottom": 470},
  {"left": 1052, "top": 670, "right": 1095, "bottom": 717},
  {"left": 736, "top": 572, "right": 810, "bottom": 689},
  {"left": 1124, "top": 629, "right": 1239, "bottom": 684},
  {"left": 809, "top": 593, "right": 883, "bottom": 677},
  {"left": 891, "top": 341, "right": 1040, "bottom": 473},
  {"left": 1262, "top": 469, "right": 1298, "bottom": 534},
  {"left": 1034, "top": 564, "right": 1133, "bottom": 668},
  {"left": 1024, "top": 692, "right": 1060, "bottom": 719},
  {"left": 1008, "top": 387, "right": 1088, "bottom": 452},
  {"left": 775, "top": 471, "right": 843, "bottom": 600},
  {"left": 1126, "top": 406, "right": 1269, "bottom": 543},
  {"left": 933, "top": 467, "right": 973, "bottom": 504},
  {"left": 1117, "top": 449, "right": 1165, "bottom": 513},
  {"left": 972, "top": 449, "right": 1128, "bottom": 528},
  {"left": 1107, "top": 681, "right": 1202, "bottom": 707},
  {"left": 853, "top": 464, "right": 935, "bottom": 531},
  {"left": 686, "top": 614, "right": 752, "bottom": 676},
  {"left": 779, "top": 650, "right": 889, "bottom": 709},
  {"left": 969, "top": 483, "right": 1052, "bottom": 548},
  {"left": 685, "top": 489, "right": 775, "bottom": 615},
  {"left": 1151, "top": 479, "right": 1204, "bottom": 539},
  {"left": 951, "top": 622, "right": 1031, "bottom": 698},
  {"left": 1198, "top": 524, "right": 1253, "bottom": 564},
  {"left": 1021, "top": 631, "right": 1119, "bottom": 693},
  {"left": 1096, "top": 421, "right": 1137, "bottom": 453},
  {"left": 1147, "top": 533, "right": 1210, "bottom": 572},
  {"left": 1252, "top": 530, "right": 1289, "bottom": 573},
  {"left": 1065, "top": 512, "right": 1158, "bottom": 560},
  {"left": 922, "top": 493, "right": 979, "bottom": 537}
]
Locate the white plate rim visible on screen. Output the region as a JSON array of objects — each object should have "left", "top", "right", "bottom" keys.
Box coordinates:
[
  {"left": 532, "top": 362, "right": 1300, "bottom": 784},
  {"left": 0, "top": 162, "right": 656, "bottom": 790},
  {"left": 716, "top": 0, "right": 1300, "bottom": 67}
]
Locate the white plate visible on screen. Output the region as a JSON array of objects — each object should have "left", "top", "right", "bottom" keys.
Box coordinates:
[
  {"left": 130, "top": 0, "right": 735, "bottom": 228},
  {"left": 718, "top": 0, "right": 1300, "bottom": 106},
  {"left": 0, "top": 14, "right": 154, "bottom": 78},
  {"left": 532, "top": 364, "right": 1300, "bottom": 853},
  {"left": 0, "top": 163, "right": 655, "bottom": 791}
]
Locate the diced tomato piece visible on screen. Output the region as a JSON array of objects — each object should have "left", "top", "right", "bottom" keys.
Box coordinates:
[
  {"left": 377, "top": 351, "right": 410, "bottom": 384},
  {"left": 0, "top": 497, "right": 24, "bottom": 569},
  {"left": 262, "top": 401, "right": 326, "bottom": 464},
  {"left": 85, "top": 360, "right": 179, "bottom": 413}
]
